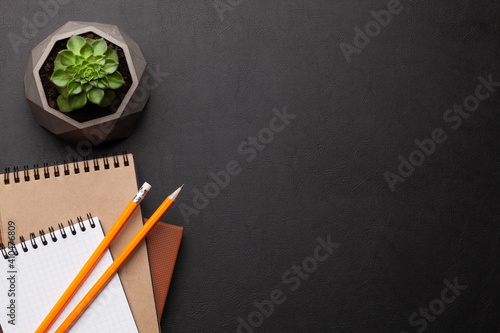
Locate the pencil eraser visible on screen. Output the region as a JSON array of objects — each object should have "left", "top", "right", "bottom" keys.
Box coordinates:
[{"left": 142, "top": 182, "right": 152, "bottom": 192}]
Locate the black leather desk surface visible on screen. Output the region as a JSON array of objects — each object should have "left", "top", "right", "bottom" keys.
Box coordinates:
[{"left": 1, "top": 1, "right": 499, "bottom": 332}]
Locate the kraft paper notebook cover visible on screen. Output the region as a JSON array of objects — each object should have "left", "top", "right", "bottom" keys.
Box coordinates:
[
  {"left": 0, "top": 153, "right": 160, "bottom": 333},
  {"left": 0, "top": 217, "right": 138, "bottom": 333},
  {"left": 146, "top": 221, "right": 183, "bottom": 320}
]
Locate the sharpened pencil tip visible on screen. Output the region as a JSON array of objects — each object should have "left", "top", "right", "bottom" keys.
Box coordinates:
[{"left": 168, "top": 185, "right": 183, "bottom": 201}]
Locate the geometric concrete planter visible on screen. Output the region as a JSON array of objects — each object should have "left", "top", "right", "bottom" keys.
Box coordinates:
[{"left": 24, "top": 21, "right": 150, "bottom": 145}]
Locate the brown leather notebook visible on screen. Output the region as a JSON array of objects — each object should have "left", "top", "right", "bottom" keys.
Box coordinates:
[{"left": 146, "top": 220, "right": 183, "bottom": 320}]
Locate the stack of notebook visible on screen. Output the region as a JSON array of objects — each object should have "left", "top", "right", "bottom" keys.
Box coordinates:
[{"left": 0, "top": 153, "right": 182, "bottom": 332}]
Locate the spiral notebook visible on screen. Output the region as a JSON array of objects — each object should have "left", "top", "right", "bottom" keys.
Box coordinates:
[
  {"left": 0, "top": 154, "right": 160, "bottom": 333},
  {"left": 0, "top": 216, "right": 138, "bottom": 333}
]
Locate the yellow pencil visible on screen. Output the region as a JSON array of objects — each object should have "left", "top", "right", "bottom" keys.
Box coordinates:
[
  {"left": 55, "top": 185, "right": 183, "bottom": 333},
  {"left": 35, "top": 182, "right": 152, "bottom": 333}
]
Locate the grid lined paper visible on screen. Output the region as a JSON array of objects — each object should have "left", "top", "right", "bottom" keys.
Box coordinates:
[{"left": 0, "top": 217, "right": 138, "bottom": 333}]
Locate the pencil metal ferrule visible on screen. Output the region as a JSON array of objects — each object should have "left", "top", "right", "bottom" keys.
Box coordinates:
[{"left": 133, "top": 182, "right": 152, "bottom": 204}]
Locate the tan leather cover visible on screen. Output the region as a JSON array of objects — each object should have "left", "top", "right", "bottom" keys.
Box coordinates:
[{"left": 146, "top": 220, "right": 183, "bottom": 320}]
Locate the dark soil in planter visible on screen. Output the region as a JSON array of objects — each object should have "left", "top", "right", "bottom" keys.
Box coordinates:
[{"left": 38, "top": 32, "right": 132, "bottom": 123}]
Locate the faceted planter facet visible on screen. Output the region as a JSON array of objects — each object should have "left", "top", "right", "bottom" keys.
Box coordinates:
[{"left": 24, "top": 21, "right": 150, "bottom": 144}]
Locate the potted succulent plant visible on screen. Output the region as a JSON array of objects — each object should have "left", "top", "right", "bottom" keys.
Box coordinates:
[
  {"left": 50, "top": 35, "right": 125, "bottom": 113},
  {"left": 25, "top": 21, "right": 150, "bottom": 144}
]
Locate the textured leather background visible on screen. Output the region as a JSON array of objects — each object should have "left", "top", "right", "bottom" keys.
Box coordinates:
[{"left": 1, "top": 1, "right": 499, "bottom": 332}]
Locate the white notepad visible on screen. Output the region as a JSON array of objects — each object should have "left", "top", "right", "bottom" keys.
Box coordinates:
[{"left": 0, "top": 217, "right": 139, "bottom": 333}]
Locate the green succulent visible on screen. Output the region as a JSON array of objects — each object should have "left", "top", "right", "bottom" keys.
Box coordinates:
[{"left": 50, "top": 35, "right": 125, "bottom": 112}]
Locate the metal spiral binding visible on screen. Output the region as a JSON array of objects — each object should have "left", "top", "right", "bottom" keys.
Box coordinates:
[
  {"left": 104, "top": 153, "right": 110, "bottom": 169},
  {"left": 113, "top": 153, "right": 120, "bottom": 168},
  {"left": 64, "top": 160, "right": 70, "bottom": 175},
  {"left": 13, "top": 167, "right": 20, "bottom": 183},
  {"left": 0, "top": 243, "right": 18, "bottom": 259},
  {"left": 3, "top": 151, "right": 129, "bottom": 185},
  {"left": 58, "top": 223, "right": 67, "bottom": 239},
  {"left": 43, "top": 163, "right": 50, "bottom": 179},
  {"left": 123, "top": 153, "right": 130, "bottom": 166},
  {"left": 73, "top": 159, "right": 80, "bottom": 174},
  {"left": 3, "top": 168, "right": 9, "bottom": 185},
  {"left": 0, "top": 214, "right": 97, "bottom": 259},
  {"left": 84, "top": 158, "right": 90, "bottom": 172},
  {"left": 23, "top": 166, "right": 30, "bottom": 181},
  {"left": 87, "top": 213, "right": 97, "bottom": 228},
  {"left": 48, "top": 226, "right": 57, "bottom": 242},
  {"left": 0, "top": 243, "right": 5, "bottom": 257},
  {"left": 0, "top": 244, "right": 6, "bottom": 259},
  {"left": 30, "top": 233, "right": 38, "bottom": 249},
  {"left": 34, "top": 165, "right": 40, "bottom": 180},
  {"left": 77, "top": 216, "right": 86, "bottom": 232},
  {"left": 68, "top": 219, "right": 76, "bottom": 235},
  {"left": 39, "top": 229, "right": 48, "bottom": 246},
  {"left": 54, "top": 163, "right": 60, "bottom": 177},
  {"left": 19, "top": 236, "right": 28, "bottom": 252},
  {"left": 93, "top": 157, "right": 100, "bottom": 171}
]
